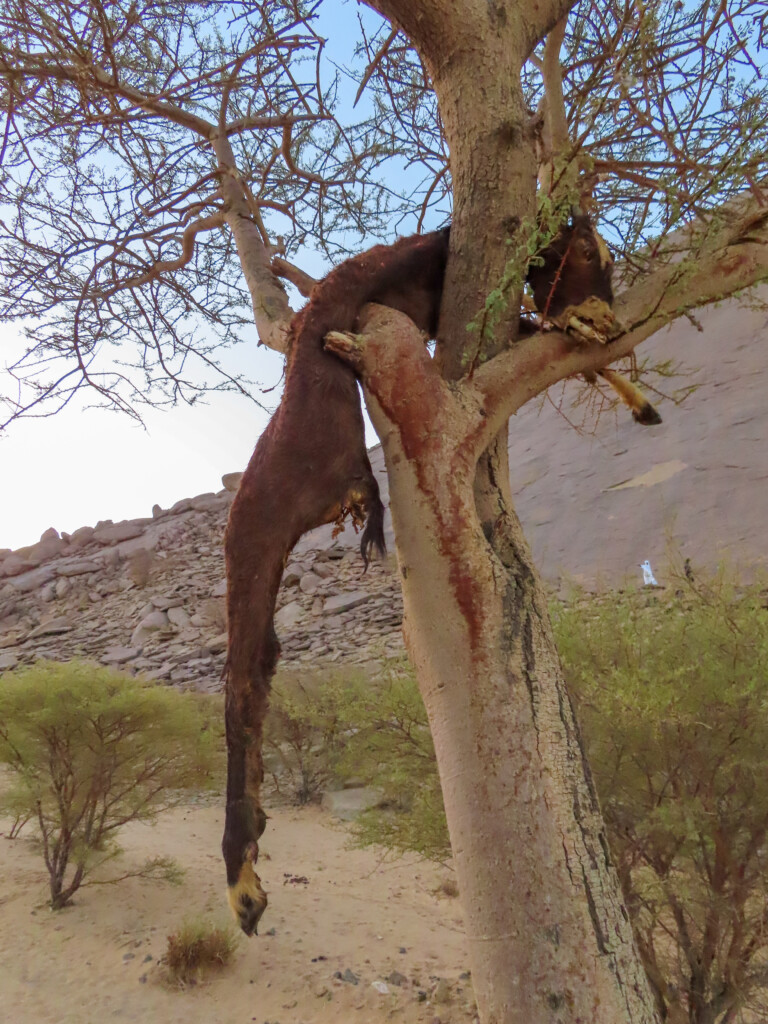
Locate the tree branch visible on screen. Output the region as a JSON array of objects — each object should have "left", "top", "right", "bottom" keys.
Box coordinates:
[
  {"left": 271, "top": 257, "right": 317, "bottom": 297},
  {"left": 470, "top": 190, "right": 768, "bottom": 452}
]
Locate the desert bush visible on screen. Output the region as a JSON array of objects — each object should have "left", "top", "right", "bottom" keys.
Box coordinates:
[
  {"left": 264, "top": 667, "right": 367, "bottom": 803},
  {"left": 282, "top": 575, "right": 768, "bottom": 1023},
  {"left": 0, "top": 660, "right": 218, "bottom": 909},
  {"left": 333, "top": 662, "right": 450, "bottom": 862},
  {"left": 163, "top": 917, "right": 237, "bottom": 986},
  {"left": 554, "top": 573, "right": 768, "bottom": 1024}
]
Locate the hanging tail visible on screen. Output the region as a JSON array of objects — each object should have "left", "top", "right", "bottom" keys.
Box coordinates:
[{"left": 593, "top": 368, "right": 662, "bottom": 426}]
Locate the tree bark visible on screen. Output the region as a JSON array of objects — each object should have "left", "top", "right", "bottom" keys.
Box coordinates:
[{"left": 339, "top": 303, "right": 658, "bottom": 1023}]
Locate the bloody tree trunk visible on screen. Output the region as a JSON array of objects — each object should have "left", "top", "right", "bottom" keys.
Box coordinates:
[{"left": 343, "top": 303, "right": 658, "bottom": 1024}]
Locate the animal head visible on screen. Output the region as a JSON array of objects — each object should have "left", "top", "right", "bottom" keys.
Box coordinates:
[{"left": 526, "top": 214, "right": 614, "bottom": 318}]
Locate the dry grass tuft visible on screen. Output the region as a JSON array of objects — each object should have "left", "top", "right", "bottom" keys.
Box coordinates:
[{"left": 163, "top": 918, "right": 237, "bottom": 986}]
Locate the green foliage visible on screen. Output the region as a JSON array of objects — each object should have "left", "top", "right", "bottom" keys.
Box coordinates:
[
  {"left": 333, "top": 663, "right": 450, "bottom": 862},
  {"left": 465, "top": 187, "right": 580, "bottom": 349},
  {"left": 265, "top": 667, "right": 370, "bottom": 804},
  {"left": 553, "top": 573, "right": 768, "bottom": 1024},
  {"left": 163, "top": 917, "right": 237, "bottom": 987},
  {"left": 0, "top": 660, "right": 219, "bottom": 909},
  {"left": 272, "top": 575, "right": 768, "bottom": 1022}
]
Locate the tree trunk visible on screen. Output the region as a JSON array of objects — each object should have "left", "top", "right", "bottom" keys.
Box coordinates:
[
  {"left": 385, "top": 423, "right": 655, "bottom": 1022},
  {"left": 351, "top": 303, "right": 658, "bottom": 1024}
]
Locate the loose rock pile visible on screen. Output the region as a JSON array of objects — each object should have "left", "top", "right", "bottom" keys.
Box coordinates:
[{"left": 0, "top": 475, "right": 405, "bottom": 689}]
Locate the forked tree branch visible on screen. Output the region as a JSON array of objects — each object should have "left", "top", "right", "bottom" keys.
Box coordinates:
[
  {"left": 271, "top": 257, "right": 317, "bottom": 297},
  {"left": 471, "top": 192, "right": 768, "bottom": 452}
]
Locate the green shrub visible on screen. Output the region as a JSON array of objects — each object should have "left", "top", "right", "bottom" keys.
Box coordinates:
[
  {"left": 333, "top": 662, "right": 450, "bottom": 862},
  {"left": 271, "top": 575, "right": 768, "bottom": 1023},
  {"left": 265, "top": 667, "right": 368, "bottom": 803},
  {"left": 554, "top": 573, "right": 768, "bottom": 1024},
  {"left": 163, "top": 917, "right": 237, "bottom": 986},
  {"left": 0, "top": 660, "right": 219, "bottom": 909}
]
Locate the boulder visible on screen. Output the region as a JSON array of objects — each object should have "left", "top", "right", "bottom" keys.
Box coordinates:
[
  {"left": 8, "top": 566, "right": 57, "bottom": 592},
  {"left": 189, "top": 492, "right": 230, "bottom": 512},
  {"left": 69, "top": 525, "right": 96, "bottom": 547},
  {"left": 94, "top": 521, "right": 147, "bottom": 545},
  {"left": 321, "top": 787, "right": 382, "bottom": 821},
  {"left": 275, "top": 601, "right": 304, "bottom": 630},
  {"left": 130, "top": 609, "right": 170, "bottom": 646},
  {"left": 221, "top": 472, "right": 243, "bottom": 492}
]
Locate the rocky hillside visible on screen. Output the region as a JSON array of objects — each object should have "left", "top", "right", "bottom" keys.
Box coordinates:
[
  {"left": 2, "top": 287, "right": 766, "bottom": 682},
  {"left": 0, "top": 478, "right": 406, "bottom": 688}
]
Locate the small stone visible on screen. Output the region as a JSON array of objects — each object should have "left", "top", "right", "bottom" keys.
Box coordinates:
[
  {"left": 387, "top": 971, "right": 408, "bottom": 987},
  {"left": 340, "top": 969, "right": 359, "bottom": 985},
  {"left": 299, "top": 572, "right": 322, "bottom": 594},
  {"left": 371, "top": 981, "right": 390, "bottom": 995},
  {"left": 211, "top": 580, "right": 227, "bottom": 598},
  {"left": 0, "top": 653, "right": 19, "bottom": 672}
]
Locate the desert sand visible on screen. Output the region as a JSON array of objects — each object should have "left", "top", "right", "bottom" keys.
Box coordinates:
[{"left": 0, "top": 800, "right": 474, "bottom": 1024}]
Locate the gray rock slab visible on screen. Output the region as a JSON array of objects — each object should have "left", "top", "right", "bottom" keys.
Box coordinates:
[
  {"left": 323, "top": 591, "right": 372, "bottom": 614},
  {"left": 57, "top": 559, "right": 101, "bottom": 577},
  {"left": 101, "top": 646, "right": 142, "bottom": 665},
  {"left": 8, "top": 566, "right": 57, "bottom": 592},
  {"left": 27, "top": 617, "right": 72, "bottom": 638},
  {"left": 0, "top": 652, "right": 19, "bottom": 672},
  {"left": 94, "top": 521, "right": 148, "bottom": 545}
]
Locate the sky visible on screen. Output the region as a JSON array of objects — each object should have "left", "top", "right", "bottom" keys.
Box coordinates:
[
  {"left": 0, "top": 3, "right": 384, "bottom": 552},
  {"left": 0, "top": 321, "right": 284, "bottom": 550}
]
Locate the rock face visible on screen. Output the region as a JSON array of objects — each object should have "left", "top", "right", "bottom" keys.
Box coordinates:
[
  {"left": 0, "top": 480, "right": 406, "bottom": 692},
  {"left": 2, "top": 291, "right": 767, "bottom": 683}
]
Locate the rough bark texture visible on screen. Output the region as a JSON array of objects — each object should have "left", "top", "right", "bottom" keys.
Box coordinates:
[
  {"left": 354, "top": 3, "right": 662, "bottom": 1020},
  {"left": 352, "top": 304, "right": 657, "bottom": 1023}
]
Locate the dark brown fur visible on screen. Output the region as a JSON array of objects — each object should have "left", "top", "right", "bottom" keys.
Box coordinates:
[{"left": 222, "top": 228, "right": 449, "bottom": 935}]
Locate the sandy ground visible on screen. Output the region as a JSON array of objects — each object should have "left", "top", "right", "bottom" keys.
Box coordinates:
[{"left": 0, "top": 800, "right": 473, "bottom": 1024}]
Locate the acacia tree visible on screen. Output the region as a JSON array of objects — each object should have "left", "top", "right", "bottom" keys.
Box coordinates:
[{"left": 1, "top": 1, "right": 768, "bottom": 1021}]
